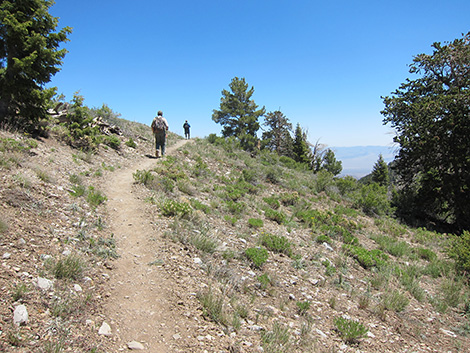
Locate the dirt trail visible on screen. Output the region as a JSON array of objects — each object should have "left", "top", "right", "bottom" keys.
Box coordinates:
[{"left": 103, "top": 139, "right": 190, "bottom": 352}]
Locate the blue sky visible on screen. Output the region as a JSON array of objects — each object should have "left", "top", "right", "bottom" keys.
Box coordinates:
[{"left": 48, "top": 0, "right": 470, "bottom": 147}]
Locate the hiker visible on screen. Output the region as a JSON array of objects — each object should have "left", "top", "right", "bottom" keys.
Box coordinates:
[
  {"left": 151, "top": 110, "right": 169, "bottom": 158},
  {"left": 183, "top": 120, "right": 191, "bottom": 139}
]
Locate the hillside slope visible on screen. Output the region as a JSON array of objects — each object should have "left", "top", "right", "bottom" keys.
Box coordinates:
[{"left": 1, "top": 124, "right": 469, "bottom": 352}]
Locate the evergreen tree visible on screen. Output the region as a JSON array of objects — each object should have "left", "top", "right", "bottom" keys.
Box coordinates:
[
  {"left": 262, "top": 110, "right": 293, "bottom": 157},
  {"left": 0, "top": 0, "right": 71, "bottom": 130},
  {"left": 321, "top": 149, "right": 342, "bottom": 176},
  {"left": 212, "top": 77, "right": 265, "bottom": 150},
  {"left": 292, "top": 123, "right": 311, "bottom": 165},
  {"left": 371, "top": 154, "right": 389, "bottom": 186},
  {"left": 382, "top": 32, "right": 470, "bottom": 230}
]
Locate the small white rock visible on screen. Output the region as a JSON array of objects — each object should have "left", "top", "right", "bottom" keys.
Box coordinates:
[
  {"left": 98, "top": 322, "right": 112, "bottom": 336},
  {"left": 127, "top": 341, "right": 145, "bottom": 350},
  {"left": 194, "top": 257, "right": 202, "bottom": 264},
  {"left": 3, "top": 252, "right": 11, "bottom": 259},
  {"left": 74, "top": 284, "right": 83, "bottom": 292},
  {"left": 36, "top": 277, "right": 53, "bottom": 291},
  {"left": 13, "top": 305, "right": 28, "bottom": 326}
]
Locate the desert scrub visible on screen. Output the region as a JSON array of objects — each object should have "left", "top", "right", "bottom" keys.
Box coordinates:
[
  {"left": 245, "top": 247, "right": 269, "bottom": 269},
  {"left": 343, "top": 244, "right": 388, "bottom": 269},
  {"left": 133, "top": 169, "right": 155, "bottom": 186},
  {"left": 89, "top": 235, "right": 119, "bottom": 259},
  {"left": 260, "top": 233, "right": 293, "bottom": 257},
  {"left": 161, "top": 199, "right": 192, "bottom": 217},
  {"left": 197, "top": 288, "right": 229, "bottom": 327},
  {"left": 50, "top": 254, "right": 85, "bottom": 280},
  {"left": 86, "top": 186, "right": 107, "bottom": 207},
  {"left": 334, "top": 316, "right": 368, "bottom": 343},
  {"left": 248, "top": 218, "right": 264, "bottom": 228},
  {"left": 261, "top": 322, "right": 291, "bottom": 353},
  {"left": 11, "top": 283, "right": 29, "bottom": 302},
  {"left": 381, "top": 289, "right": 409, "bottom": 312}
]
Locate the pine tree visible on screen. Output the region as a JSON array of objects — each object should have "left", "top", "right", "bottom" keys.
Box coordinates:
[
  {"left": 292, "top": 123, "right": 311, "bottom": 165},
  {"left": 0, "top": 0, "right": 72, "bottom": 130},
  {"left": 371, "top": 154, "right": 389, "bottom": 186},
  {"left": 212, "top": 77, "right": 265, "bottom": 150},
  {"left": 262, "top": 110, "right": 293, "bottom": 157}
]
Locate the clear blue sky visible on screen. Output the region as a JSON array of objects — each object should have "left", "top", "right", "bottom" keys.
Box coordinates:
[{"left": 48, "top": 0, "right": 470, "bottom": 147}]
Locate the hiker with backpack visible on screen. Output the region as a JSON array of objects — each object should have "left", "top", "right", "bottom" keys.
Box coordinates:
[
  {"left": 151, "top": 111, "right": 169, "bottom": 158},
  {"left": 183, "top": 120, "right": 190, "bottom": 139}
]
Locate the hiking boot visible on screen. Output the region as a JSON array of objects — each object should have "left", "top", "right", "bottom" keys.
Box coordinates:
[{"left": 155, "top": 150, "right": 160, "bottom": 158}]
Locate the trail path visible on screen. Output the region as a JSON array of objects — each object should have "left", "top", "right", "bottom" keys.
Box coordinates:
[{"left": 103, "top": 139, "right": 191, "bottom": 352}]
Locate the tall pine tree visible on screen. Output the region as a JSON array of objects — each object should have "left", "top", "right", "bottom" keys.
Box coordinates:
[
  {"left": 292, "top": 123, "right": 311, "bottom": 165},
  {"left": 0, "top": 0, "right": 71, "bottom": 130},
  {"left": 262, "top": 110, "right": 293, "bottom": 157},
  {"left": 212, "top": 77, "right": 265, "bottom": 150}
]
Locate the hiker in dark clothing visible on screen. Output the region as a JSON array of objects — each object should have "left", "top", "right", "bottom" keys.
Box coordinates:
[
  {"left": 183, "top": 120, "right": 190, "bottom": 139},
  {"left": 151, "top": 111, "right": 169, "bottom": 158}
]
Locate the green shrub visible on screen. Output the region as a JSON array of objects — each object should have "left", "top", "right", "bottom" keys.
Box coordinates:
[
  {"left": 263, "top": 196, "right": 280, "bottom": 209},
  {"left": 69, "top": 184, "right": 86, "bottom": 197},
  {"left": 190, "top": 199, "right": 211, "bottom": 214},
  {"left": 448, "top": 231, "right": 470, "bottom": 276},
  {"left": 197, "top": 288, "right": 228, "bottom": 326},
  {"left": 264, "top": 208, "right": 286, "bottom": 224},
  {"left": 11, "top": 283, "right": 29, "bottom": 301},
  {"left": 86, "top": 186, "right": 107, "bottom": 207},
  {"left": 161, "top": 199, "right": 192, "bottom": 217},
  {"left": 125, "top": 138, "right": 137, "bottom": 148},
  {"left": 413, "top": 247, "right": 437, "bottom": 262},
  {"left": 335, "top": 176, "right": 358, "bottom": 196},
  {"left": 314, "top": 170, "right": 334, "bottom": 193},
  {"left": 352, "top": 183, "right": 392, "bottom": 216},
  {"left": 248, "top": 218, "right": 264, "bottom": 228},
  {"left": 371, "top": 234, "right": 411, "bottom": 258},
  {"left": 224, "top": 215, "right": 238, "bottom": 225},
  {"left": 343, "top": 244, "right": 388, "bottom": 269},
  {"left": 52, "top": 254, "right": 85, "bottom": 280},
  {"left": 245, "top": 247, "right": 269, "bottom": 269},
  {"left": 261, "top": 322, "right": 291, "bottom": 353},
  {"left": 381, "top": 289, "right": 409, "bottom": 312},
  {"left": 133, "top": 169, "right": 155, "bottom": 186},
  {"left": 279, "top": 192, "right": 300, "bottom": 206},
  {"left": 260, "top": 233, "right": 292, "bottom": 257},
  {"left": 225, "top": 200, "right": 245, "bottom": 215},
  {"left": 315, "top": 234, "right": 332, "bottom": 245},
  {"left": 257, "top": 273, "right": 272, "bottom": 289},
  {"left": 296, "top": 301, "right": 311, "bottom": 315},
  {"left": 334, "top": 316, "right": 368, "bottom": 343},
  {"left": 103, "top": 135, "right": 121, "bottom": 150}
]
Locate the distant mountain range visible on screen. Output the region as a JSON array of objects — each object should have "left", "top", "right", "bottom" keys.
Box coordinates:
[{"left": 331, "top": 146, "right": 397, "bottom": 179}]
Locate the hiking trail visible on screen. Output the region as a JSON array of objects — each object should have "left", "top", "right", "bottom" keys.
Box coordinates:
[{"left": 103, "top": 139, "right": 191, "bottom": 352}]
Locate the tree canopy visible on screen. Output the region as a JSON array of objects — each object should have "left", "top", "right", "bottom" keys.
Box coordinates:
[
  {"left": 382, "top": 32, "right": 470, "bottom": 231},
  {"left": 262, "top": 110, "right": 293, "bottom": 157},
  {"left": 212, "top": 77, "right": 265, "bottom": 150},
  {"left": 0, "top": 0, "right": 71, "bottom": 130}
]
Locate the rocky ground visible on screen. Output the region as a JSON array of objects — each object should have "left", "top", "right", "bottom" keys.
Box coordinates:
[{"left": 1, "top": 125, "right": 470, "bottom": 352}]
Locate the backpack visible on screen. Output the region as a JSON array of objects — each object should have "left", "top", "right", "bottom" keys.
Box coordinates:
[{"left": 151, "top": 116, "right": 166, "bottom": 133}]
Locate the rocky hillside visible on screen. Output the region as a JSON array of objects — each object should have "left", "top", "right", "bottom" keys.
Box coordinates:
[{"left": 1, "top": 120, "right": 469, "bottom": 352}]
